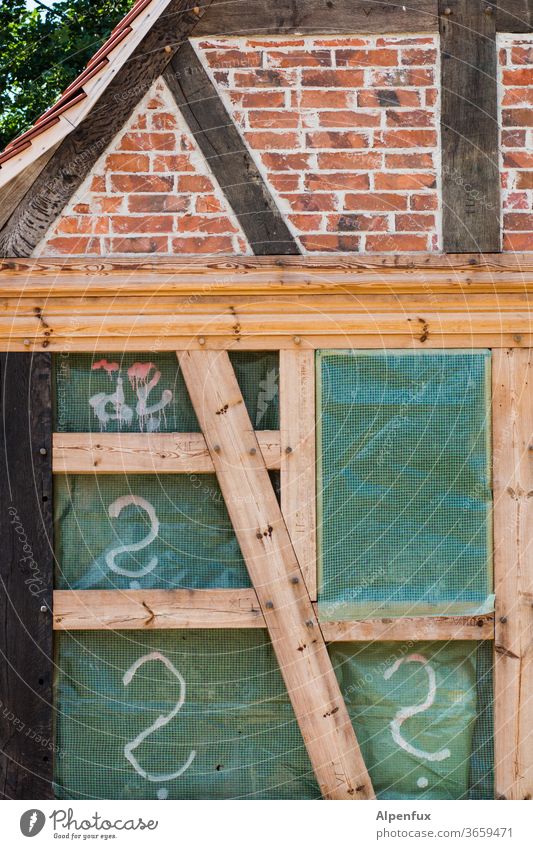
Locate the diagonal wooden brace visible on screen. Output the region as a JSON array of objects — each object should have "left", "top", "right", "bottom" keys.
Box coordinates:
[{"left": 178, "top": 349, "right": 374, "bottom": 800}]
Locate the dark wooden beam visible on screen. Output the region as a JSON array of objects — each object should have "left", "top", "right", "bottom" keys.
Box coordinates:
[
  {"left": 164, "top": 42, "right": 300, "bottom": 255},
  {"left": 439, "top": 0, "right": 500, "bottom": 253},
  {"left": 195, "top": 0, "right": 439, "bottom": 34},
  {"left": 0, "top": 353, "right": 53, "bottom": 799},
  {"left": 497, "top": 0, "right": 533, "bottom": 32},
  {"left": 0, "top": 1, "right": 213, "bottom": 258}
]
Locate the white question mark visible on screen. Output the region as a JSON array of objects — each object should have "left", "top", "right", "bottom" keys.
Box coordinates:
[
  {"left": 106, "top": 495, "right": 159, "bottom": 580},
  {"left": 123, "top": 651, "right": 196, "bottom": 784},
  {"left": 383, "top": 653, "right": 451, "bottom": 785}
]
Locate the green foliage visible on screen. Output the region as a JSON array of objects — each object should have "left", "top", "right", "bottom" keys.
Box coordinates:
[{"left": 0, "top": 0, "right": 133, "bottom": 150}]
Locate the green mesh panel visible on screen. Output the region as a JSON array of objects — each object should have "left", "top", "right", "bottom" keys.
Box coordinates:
[
  {"left": 54, "top": 630, "right": 319, "bottom": 800},
  {"left": 329, "top": 640, "right": 493, "bottom": 800},
  {"left": 54, "top": 633, "right": 492, "bottom": 800},
  {"left": 54, "top": 474, "right": 252, "bottom": 590},
  {"left": 54, "top": 352, "right": 279, "bottom": 433},
  {"left": 317, "top": 350, "right": 493, "bottom": 619}
]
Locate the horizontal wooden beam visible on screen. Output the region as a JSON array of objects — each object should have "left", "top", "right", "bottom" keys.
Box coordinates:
[
  {"left": 53, "top": 589, "right": 495, "bottom": 640},
  {"left": 53, "top": 431, "right": 281, "bottom": 473}
]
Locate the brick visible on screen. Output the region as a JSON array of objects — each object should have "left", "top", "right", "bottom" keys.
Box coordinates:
[
  {"left": 119, "top": 132, "right": 175, "bottom": 151},
  {"left": 504, "top": 151, "right": 533, "bottom": 168},
  {"left": 502, "top": 108, "right": 533, "bottom": 127},
  {"left": 511, "top": 45, "right": 533, "bottom": 64},
  {"left": 130, "top": 114, "right": 147, "bottom": 130},
  {"left": 195, "top": 195, "right": 224, "bottom": 213},
  {"left": 358, "top": 89, "right": 421, "bottom": 108},
  {"left": 110, "top": 174, "right": 174, "bottom": 193},
  {"left": 300, "top": 90, "right": 352, "bottom": 108},
  {"left": 105, "top": 153, "right": 150, "bottom": 171},
  {"left": 317, "top": 152, "right": 383, "bottom": 170},
  {"left": 502, "top": 68, "right": 533, "bottom": 86},
  {"left": 245, "top": 38, "right": 305, "bottom": 48},
  {"left": 344, "top": 193, "right": 408, "bottom": 211},
  {"left": 198, "top": 39, "right": 245, "bottom": 49},
  {"left": 177, "top": 215, "right": 237, "bottom": 234},
  {"left": 501, "top": 129, "right": 527, "bottom": 147},
  {"left": 153, "top": 155, "right": 194, "bottom": 172},
  {"left": 371, "top": 68, "right": 434, "bottom": 86},
  {"left": 282, "top": 193, "right": 337, "bottom": 212},
  {"left": 248, "top": 110, "right": 299, "bottom": 128},
  {"left": 401, "top": 48, "right": 437, "bottom": 65},
  {"left": 261, "top": 152, "right": 310, "bottom": 171},
  {"left": 265, "top": 50, "right": 331, "bottom": 67},
  {"left": 327, "top": 214, "right": 389, "bottom": 232},
  {"left": 516, "top": 172, "right": 533, "bottom": 189},
  {"left": 503, "top": 232, "right": 533, "bottom": 250},
  {"left": 503, "top": 213, "right": 533, "bottom": 230},
  {"left": 90, "top": 176, "right": 106, "bottom": 192},
  {"left": 318, "top": 111, "right": 380, "bottom": 128},
  {"left": 305, "top": 172, "right": 371, "bottom": 191},
  {"left": 92, "top": 196, "right": 124, "bottom": 213},
  {"left": 336, "top": 48, "right": 398, "bottom": 67},
  {"left": 503, "top": 192, "right": 529, "bottom": 210},
  {"left": 306, "top": 131, "right": 369, "bottom": 149},
  {"left": 269, "top": 173, "right": 300, "bottom": 191},
  {"left": 245, "top": 131, "right": 299, "bottom": 149},
  {"left": 288, "top": 214, "right": 323, "bottom": 231},
  {"left": 229, "top": 91, "right": 286, "bottom": 108},
  {"left": 58, "top": 216, "right": 108, "bottom": 235},
  {"left": 73, "top": 203, "right": 90, "bottom": 214},
  {"left": 110, "top": 237, "right": 169, "bottom": 253},
  {"left": 45, "top": 237, "right": 100, "bottom": 254},
  {"left": 128, "top": 195, "right": 189, "bottom": 213},
  {"left": 410, "top": 193, "right": 438, "bottom": 211},
  {"left": 177, "top": 175, "right": 214, "bottom": 192},
  {"left": 146, "top": 95, "right": 165, "bottom": 109},
  {"left": 502, "top": 88, "right": 533, "bottom": 106},
  {"left": 299, "top": 234, "right": 360, "bottom": 251},
  {"left": 314, "top": 38, "right": 366, "bottom": 47},
  {"left": 365, "top": 234, "right": 429, "bottom": 251},
  {"left": 301, "top": 69, "right": 365, "bottom": 87},
  {"left": 234, "top": 69, "right": 296, "bottom": 87},
  {"left": 172, "top": 236, "right": 235, "bottom": 253},
  {"left": 112, "top": 216, "right": 175, "bottom": 234},
  {"left": 377, "top": 37, "right": 434, "bottom": 46},
  {"left": 374, "top": 130, "right": 437, "bottom": 148},
  {"left": 151, "top": 112, "right": 179, "bottom": 130},
  {"left": 385, "top": 153, "right": 434, "bottom": 169},
  {"left": 205, "top": 49, "right": 262, "bottom": 68},
  {"left": 395, "top": 213, "right": 436, "bottom": 231},
  {"left": 386, "top": 109, "right": 434, "bottom": 127},
  {"left": 374, "top": 172, "right": 436, "bottom": 190}
]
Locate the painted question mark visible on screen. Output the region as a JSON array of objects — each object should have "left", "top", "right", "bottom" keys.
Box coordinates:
[
  {"left": 123, "top": 651, "right": 196, "bottom": 788},
  {"left": 106, "top": 495, "right": 159, "bottom": 581},
  {"left": 383, "top": 653, "right": 451, "bottom": 788}
]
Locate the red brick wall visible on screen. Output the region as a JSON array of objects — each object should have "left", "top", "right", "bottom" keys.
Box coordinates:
[
  {"left": 37, "top": 80, "right": 250, "bottom": 256},
  {"left": 195, "top": 35, "right": 441, "bottom": 253},
  {"left": 499, "top": 34, "right": 533, "bottom": 252}
]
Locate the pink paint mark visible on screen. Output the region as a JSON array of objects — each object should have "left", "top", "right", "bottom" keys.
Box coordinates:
[
  {"left": 92, "top": 359, "right": 120, "bottom": 378},
  {"left": 127, "top": 362, "right": 156, "bottom": 391}
]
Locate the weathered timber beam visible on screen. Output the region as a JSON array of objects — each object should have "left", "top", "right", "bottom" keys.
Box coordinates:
[
  {"left": 164, "top": 41, "right": 300, "bottom": 255},
  {"left": 439, "top": 0, "right": 500, "bottom": 252}
]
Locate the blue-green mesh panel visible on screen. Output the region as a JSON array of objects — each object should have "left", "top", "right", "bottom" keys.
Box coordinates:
[
  {"left": 54, "top": 630, "right": 319, "bottom": 800},
  {"left": 54, "top": 352, "right": 279, "bottom": 433},
  {"left": 54, "top": 474, "right": 252, "bottom": 590},
  {"left": 54, "top": 634, "right": 492, "bottom": 800},
  {"left": 317, "top": 350, "right": 493, "bottom": 619},
  {"left": 329, "top": 640, "right": 493, "bottom": 800}
]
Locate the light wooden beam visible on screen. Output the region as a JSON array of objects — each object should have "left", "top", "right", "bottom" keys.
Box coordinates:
[
  {"left": 52, "top": 589, "right": 495, "bottom": 640},
  {"left": 177, "top": 349, "right": 374, "bottom": 800},
  {"left": 280, "top": 350, "right": 317, "bottom": 599},
  {"left": 493, "top": 347, "right": 533, "bottom": 801},
  {"left": 53, "top": 431, "right": 281, "bottom": 473}
]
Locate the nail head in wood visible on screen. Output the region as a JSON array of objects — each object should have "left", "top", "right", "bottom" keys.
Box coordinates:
[
  {"left": 39, "top": 447, "right": 47, "bottom": 456},
  {"left": 500, "top": 616, "right": 507, "bottom": 624},
  {"left": 198, "top": 336, "right": 206, "bottom": 345},
  {"left": 213, "top": 444, "right": 221, "bottom": 453},
  {"left": 40, "top": 605, "right": 48, "bottom": 613},
  {"left": 249, "top": 448, "right": 256, "bottom": 455},
  {"left": 290, "top": 576, "right": 299, "bottom": 584},
  {"left": 443, "top": 6, "right": 452, "bottom": 13},
  {"left": 164, "top": 45, "right": 172, "bottom": 53},
  {"left": 23, "top": 339, "right": 30, "bottom": 347},
  {"left": 293, "top": 336, "right": 301, "bottom": 345},
  {"left": 285, "top": 446, "right": 293, "bottom": 454},
  {"left": 265, "top": 601, "right": 274, "bottom": 610}
]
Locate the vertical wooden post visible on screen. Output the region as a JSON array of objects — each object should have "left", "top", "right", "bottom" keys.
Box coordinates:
[
  {"left": 280, "top": 350, "right": 317, "bottom": 599},
  {"left": 493, "top": 348, "right": 533, "bottom": 800},
  {"left": 178, "top": 350, "right": 374, "bottom": 800},
  {"left": 439, "top": 0, "right": 500, "bottom": 252},
  {"left": 0, "top": 353, "right": 53, "bottom": 799}
]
